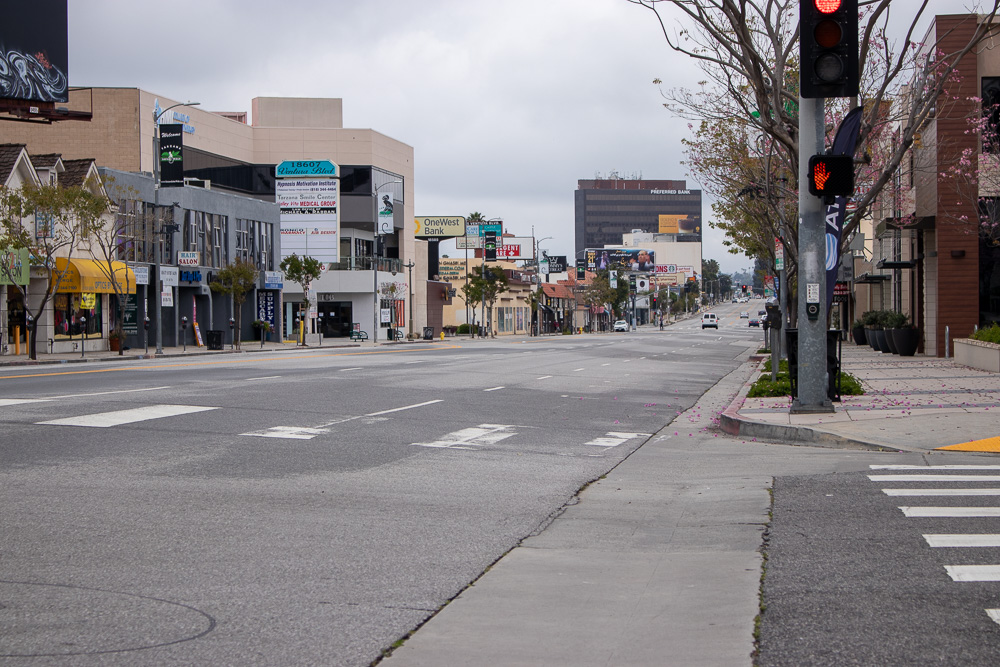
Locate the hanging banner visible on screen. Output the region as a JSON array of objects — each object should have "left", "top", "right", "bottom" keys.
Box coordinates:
[
  {"left": 159, "top": 124, "right": 184, "bottom": 187},
  {"left": 825, "top": 107, "right": 863, "bottom": 316}
]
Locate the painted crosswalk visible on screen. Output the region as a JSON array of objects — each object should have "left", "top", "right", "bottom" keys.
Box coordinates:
[
  {"left": 871, "top": 464, "right": 1000, "bottom": 624},
  {"left": 38, "top": 404, "right": 217, "bottom": 428}
]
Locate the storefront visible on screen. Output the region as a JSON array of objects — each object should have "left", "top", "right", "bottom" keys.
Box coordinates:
[{"left": 53, "top": 257, "right": 136, "bottom": 353}]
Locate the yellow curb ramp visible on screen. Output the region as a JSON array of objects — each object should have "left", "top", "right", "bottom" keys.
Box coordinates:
[{"left": 938, "top": 436, "right": 1000, "bottom": 453}]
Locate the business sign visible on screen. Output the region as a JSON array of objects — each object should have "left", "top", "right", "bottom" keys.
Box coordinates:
[
  {"left": 277, "top": 171, "right": 340, "bottom": 263},
  {"left": 159, "top": 124, "right": 184, "bottom": 187},
  {"left": 456, "top": 221, "right": 502, "bottom": 249},
  {"left": 257, "top": 291, "right": 277, "bottom": 330},
  {"left": 496, "top": 237, "right": 534, "bottom": 260},
  {"left": 543, "top": 255, "right": 568, "bottom": 272},
  {"left": 586, "top": 248, "right": 656, "bottom": 272},
  {"left": 159, "top": 266, "right": 179, "bottom": 287},
  {"left": 264, "top": 271, "right": 283, "bottom": 289},
  {"left": 0, "top": 247, "right": 30, "bottom": 285},
  {"left": 1, "top": 2, "right": 69, "bottom": 104},
  {"left": 129, "top": 264, "right": 149, "bottom": 286},
  {"left": 654, "top": 264, "right": 678, "bottom": 274},
  {"left": 275, "top": 160, "right": 338, "bottom": 177},
  {"left": 177, "top": 251, "right": 199, "bottom": 266},
  {"left": 415, "top": 216, "right": 465, "bottom": 239},
  {"left": 123, "top": 294, "right": 139, "bottom": 335},
  {"left": 775, "top": 237, "right": 785, "bottom": 271}
]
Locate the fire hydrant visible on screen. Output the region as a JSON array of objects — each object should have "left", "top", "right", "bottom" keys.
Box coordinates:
[{"left": 440, "top": 331, "right": 445, "bottom": 340}]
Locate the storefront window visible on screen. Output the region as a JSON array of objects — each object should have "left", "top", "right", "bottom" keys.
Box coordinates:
[{"left": 53, "top": 293, "right": 103, "bottom": 339}]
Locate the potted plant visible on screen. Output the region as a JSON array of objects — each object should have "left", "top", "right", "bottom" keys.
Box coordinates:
[
  {"left": 884, "top": 311, "right": 907, "bottom": 354},
  {"left": 891, "top": 315, "right": 920, "bottom": 356},
  {"left": 108, "top": 330, "right": 121, "bottom": 352},
  {"left": 851, "top": 319, "right": 866, "bottom": 345},
  {"left": 860, "top": 310, "right": 880, "bottom": 349}
]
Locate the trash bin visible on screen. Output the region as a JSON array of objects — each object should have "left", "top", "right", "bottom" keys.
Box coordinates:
[
  {"left": 206, "top": 330, "right": 224, "bottom": 350},
  {"left": 422, "top": 326, "right": 434, "bottom": 341}
]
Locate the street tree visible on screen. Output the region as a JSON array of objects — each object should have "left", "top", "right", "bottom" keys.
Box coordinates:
[
  {"left": 463, "top": 265, "right": 508, "bottom": 337},
  {"left": 630, "top": 0, "right": 1000, "bottom": 315},
  {"left": 279, "top": 253, "right": 323, "bottom": 314},
  {"left": 580, "top": 269, "right": 629, "bottom": 320},
  {"left": 210, "top": 258, "right": 259, "bottom": 349},
  {"left": 0, "top": 181, "right": 107, "bottom": 359},
  {"left": 90, "top": 176, "right": 141, "bottom": 356}
]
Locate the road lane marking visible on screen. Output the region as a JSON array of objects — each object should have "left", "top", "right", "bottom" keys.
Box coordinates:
[
  {"left": 484, "top": 386, "right": 504, "bottom": 392},
  {"left": 50, "top": 386, "right": 171, "bottom": 399},
  {"left": 38, "top": 404, "right": 218, "bottom": 428},
  {"left": 411, "top": 424, "right": 517, "bottom": 449},
  {"left": 573, "top": 368, "right": 585, "bottom": 372},
  {"left": 869, "top": 475, "right": 1000, "bottom": 482},
  {"left": 924, "top": 534, "right": 1000, "bottom": 548},
  {"left": 872, "top": 465, "right": 1000, "bottom": 470},
  {"left": 244, "top": 426, "right": 330, "bottom": 440},
  {"left": 244, "top": 376, "right": 281, "bottom": 381},
  {"left": 945, "top": 565, "right": 1000, "bottom": 582},
  {"left": 340, "top": 367, "right": 363, "bottom": 371},
  {"left": 899, "top": 507, "right": 1000, "bottom": 517},
  {"left": 987, "top": 610, "right": 1000, "bottom": 626},
  {"left": 366, "top": 400, "right": 443, "bottom": 416},
  {"left": 883, "top": 488, "right": 1000, "bottom": 496},
  {"left": 0, "top": 398, "right": 52, "bottom": 406},
  {"left": 536, "top": 375, "right": 553, "bottom": 380},
  {"left": 584, "top": 432, "right": 650, "bottom": 447}
]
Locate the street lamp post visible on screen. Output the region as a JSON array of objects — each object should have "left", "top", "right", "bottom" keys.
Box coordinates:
[
  {"left": 152, "top": 100, "right": 199, "bottom": 355},
  {"left": 404, "top": 260, "right": 415, "bottom": 338},
  {"left": 372, "top": 179, "right": 403, "bottom": 344},
  {"left": 534, "top": 236, "right": 552, "bottom": 334}
]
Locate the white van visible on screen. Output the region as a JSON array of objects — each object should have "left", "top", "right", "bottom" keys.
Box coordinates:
[{"left": 701, "top": 313, "right": 719, "bottom": 329}]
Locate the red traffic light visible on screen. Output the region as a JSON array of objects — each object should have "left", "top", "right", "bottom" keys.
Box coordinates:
[
  {"left": 814, "top": 0, "right": 842, "bottom": 13},
  {"left": 807, "top": 154, "right": 854, "bottom": 198}
]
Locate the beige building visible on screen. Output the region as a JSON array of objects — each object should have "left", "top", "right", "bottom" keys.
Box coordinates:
[
  {"left": 3, "top": 88, "right": 424, "bottom": 341},
  {"left": 439, "top": 257, "right": 535, "bottom": 336}
]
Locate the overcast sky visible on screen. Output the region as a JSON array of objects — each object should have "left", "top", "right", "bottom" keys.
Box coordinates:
[{"left": 67, "top": 0, "right": 963, "bottom": 275}]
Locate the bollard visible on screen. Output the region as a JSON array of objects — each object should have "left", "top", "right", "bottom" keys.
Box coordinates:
[{"left": 945, "top": 326, "right": 950, "bottom": 358}]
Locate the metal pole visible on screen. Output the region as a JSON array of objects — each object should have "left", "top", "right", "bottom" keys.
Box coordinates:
[
  {"left": 405, "top": 260, "right": 415, "bottom": 338},
  {"left": 792, "top": 95, "right": 833, "bottom": 413}
]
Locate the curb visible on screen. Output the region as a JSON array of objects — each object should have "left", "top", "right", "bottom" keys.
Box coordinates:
[{"left": 718, "top": 358, "right": 905, "bottom": 452}]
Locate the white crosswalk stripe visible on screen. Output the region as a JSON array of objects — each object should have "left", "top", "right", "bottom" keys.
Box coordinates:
[
  {"left": 38, "top": 404, "right": 217, "bottom": 428},
  {"left": 584, "top": 432, "right": 650, "bottom": 447},
  {"left": 411, "top": 424, "right": 518, "bottom": 449},
  {"left": 870, "top": 464, "right": 1000, "bottom": 626}
]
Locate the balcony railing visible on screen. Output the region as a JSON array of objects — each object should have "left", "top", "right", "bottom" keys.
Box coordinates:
[{"left": 324, "top": 256, "right": 402, "bottom": 273}]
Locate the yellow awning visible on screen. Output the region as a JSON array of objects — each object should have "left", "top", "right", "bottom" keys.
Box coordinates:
[{"left": 54, "top": 257, "right": 137, "bottom": 294}]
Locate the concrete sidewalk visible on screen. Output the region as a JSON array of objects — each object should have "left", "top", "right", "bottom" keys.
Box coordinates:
[{"left": 721, "top": 343, "right": 1000, "bottom": 452}]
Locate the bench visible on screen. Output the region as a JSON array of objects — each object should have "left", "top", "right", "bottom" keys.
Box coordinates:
[
  {"left": 389, "top": 328, "right": 404, "bottom": 341},
  {"left": 350, "top": 330, "right": 368, "bottom": 341}
]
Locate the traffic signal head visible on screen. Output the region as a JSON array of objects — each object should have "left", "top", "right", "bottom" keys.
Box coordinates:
[
  {"left": 800, "top": 0, "right": 858, "bottom": 98},
  {"left": 807, "top": 154, "right": 855, "bottom": 198}
]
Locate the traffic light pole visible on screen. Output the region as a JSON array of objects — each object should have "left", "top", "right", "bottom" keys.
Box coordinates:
[{"left": 793, "top": 95, "right": 834, "bottom": 413}]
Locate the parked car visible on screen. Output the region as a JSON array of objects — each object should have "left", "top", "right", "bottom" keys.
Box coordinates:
[
  {"left": 701, "top": 313, "right": 719, "bottom": 329},
  {"left": 613, "top": 320, "right": 629, "bottom": 332},
  {"left": 749, "top": 318, "right": 761, "bottom": 327}
]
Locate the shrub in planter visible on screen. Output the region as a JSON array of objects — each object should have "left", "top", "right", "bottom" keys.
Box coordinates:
[
  {"left": 972, "top": 323, "right": 1000, "bottom": 345},
  {"left": 851, "top": 319, "right": 866, "bottom": 345},
  {"left": 891, "top": 323, "right": 920, "bottom": 356}
]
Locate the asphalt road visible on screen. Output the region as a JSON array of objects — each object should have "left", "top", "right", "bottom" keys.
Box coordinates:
[{"left": 0, "top": 319, "right": 761, "bottom": 665}]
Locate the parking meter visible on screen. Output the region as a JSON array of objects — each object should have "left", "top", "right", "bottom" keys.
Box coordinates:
[{"left": 181, "top": 316, "right": 188, "bottom": 351}]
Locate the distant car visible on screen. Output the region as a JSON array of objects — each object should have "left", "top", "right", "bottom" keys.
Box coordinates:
[
  {"left": 613, "top": 320, "right": 629, "bottom": 332},
  {"left": 701, "top": 313, "right": 718, "bottom": 329},
  {"left": 749, "top": 318, "right": 760, "bottom": 327},
  {"left": 740, "top": 311, "right": 749, "bottom": 318},
  {"left": 758, "top": 310, "right": 766, "bottom": 317}
]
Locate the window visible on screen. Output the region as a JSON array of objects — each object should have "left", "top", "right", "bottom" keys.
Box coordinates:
[{"left": 982, "top": 77, "right": 1000, "bottom": 154}]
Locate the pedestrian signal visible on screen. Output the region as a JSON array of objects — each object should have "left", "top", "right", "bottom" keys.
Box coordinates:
[{"left": 807, "top": 154, "right": 854, "bottom": 198}]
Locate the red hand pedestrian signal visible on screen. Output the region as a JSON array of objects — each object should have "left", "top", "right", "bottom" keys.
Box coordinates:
[{"left": 807, "top": 154, "right": 854, "bottom": 198}]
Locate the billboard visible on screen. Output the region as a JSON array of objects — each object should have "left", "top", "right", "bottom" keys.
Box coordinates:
[
  {"left": 277, "top": 175, "right": 340, "bottom": 263},
  {"left": 496, "top": 237, "right": 534, "bottom": 260},
  {"left": 1, "top": 1, "right": 68, "bottom": 104},
  {"left": 586, "top": 248, "right": 656, "bottom": 272}
]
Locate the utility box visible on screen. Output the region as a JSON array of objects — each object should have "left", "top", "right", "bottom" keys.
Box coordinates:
[{"left": 206, "top": 330, "right": 224, "bottom": 350}]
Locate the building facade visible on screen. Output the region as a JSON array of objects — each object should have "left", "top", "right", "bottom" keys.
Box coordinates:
[
  {"left": 3, "top": 89, "right": 420, "bottom": 342},
  {"left": 575, "top": 179, "right": 703, "bottom": 254}
]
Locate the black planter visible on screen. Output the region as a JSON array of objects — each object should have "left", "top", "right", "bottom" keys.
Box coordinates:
[
  {"left": 852, "top": 326, "right": 866, "bottom": 345},
  {"left": 866, "top": 328, "right": 878, "bottom": 350},
  {"left": 884, "top": 328, "right": 899, "bottom": 354},
  {"left": 874, "top": 329, "right": 892, "bottom": 353},
  {"left": 891, "top": 328, "right": 919, "bottom": 356}
]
